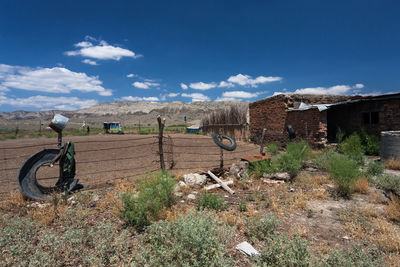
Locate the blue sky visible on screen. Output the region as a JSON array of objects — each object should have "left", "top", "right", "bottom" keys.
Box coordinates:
[{"left": 0, "top": 0, "right": 399, "bottom": 111}]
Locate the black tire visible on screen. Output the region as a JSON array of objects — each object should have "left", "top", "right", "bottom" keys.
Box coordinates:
[
  {"left": 18, "top": 149, "right": 60, "bottom": 200},
  {"left": 212, "top": 134, "right": 237, "bottom": 151},
  {"left": 286, "top": 125, "right": 296, "bottom": 140}
]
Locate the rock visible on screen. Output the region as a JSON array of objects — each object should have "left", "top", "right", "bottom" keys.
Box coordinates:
[
  {"left": 27, "top": 202, "right": 50, "bottom": 209},
  {"left": 238, "top": 161, "right": 249, "bottom": 170},
  {"left": 67, "top": 196, "right": 76, "bottom": 202},
  {"left": 187, "top": 194, "right": 196, "bottom": 200},
  {"left": 342, "top": 236, "right": 351, "bottom": 240},
  {"left": 236, "top": 241, "right": 259, "bottom": 257},
  {"left": 263, "top": 179, "right": 285, "bottom": 184},
  {"left": 91, "top": 194, "right": 100, "bottom": 202},
  {"left": 305, "top": 167, "right": 318, "bottom": 172},
  {"left": 174, "top": 192, "right": 183, "bottom": 198},
  {"left": 289, "top": 188, "right": 295, "bottom": 192},
  {"left": 184, "top": 173, "right": 207, "bottom": 186},
  {"left": 325, "top": 184, "right": 335, "bottom": 189},
  {"left": 71, "top": 201, "right": 77, "bottom": 205},
  {"left": 229, "top": 166, "right": 241, "bottom": 178},
  {"left": 88, "top": 201, "right": 96, "bottom": 208},
  {"left": 263, "top": 172, "right": 290, "bottom": 181},
  {"left": 179, "top": 181, "right": 186, "bottom": 187}
]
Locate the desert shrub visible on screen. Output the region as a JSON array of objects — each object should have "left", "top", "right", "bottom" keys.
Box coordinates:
[
  {"left": 353, "top": 177, "right": 369, "bottom": 194},
  {"left": 136, "top": 210, "right": 234, "bottom": 266},
  {"left": 375, "top": 174, "right": 400, "bottom": 195},
  {"left": 339, "top": 133, "right": 365, "bottom": 165},
  {"left": 0, "top": 216, "right": 133, "bottom": 266},
  {"left": 274, "top": 141, "right": 311, "bottom": 178},
  {"left": 254, "top": 233, "right": 310, "bottom": 267},
  {"left": 312, "top": 148, "right": 339, "bottom": 171},
  {"left": 238, "top": 200, "right": 247, "bottom": 212},
  {"left": 384, "top": 157, "right": 400, "bottom": 170},
  {"left": 120, "top": 171, "right": 176, "bottom": 229},
  {"left": 327, "top": 153, "right": 361, "bottom": 197},
  {"left": 365, "top": 161, "right": 384, "bottom": 178},
  {"left": 249, "top": 158, "right": 280, "bottom": 177},
  {"left": 246, "top": 213, "right": 279, "bottom": 241},
  {"left": 321, "top": 245, "right": 383, "bottom": 267},
  {"left": 266, "top": 142, "right": 279, "bottom": 154},
  {"left": 196, "top": 192, "right": 226, "bottom": 211},
  {"left": 360, "top": 129, "right": 380, "bottom": 156},
  {"left": 385, "top": 196, "right": 400, "bottom": 222}
]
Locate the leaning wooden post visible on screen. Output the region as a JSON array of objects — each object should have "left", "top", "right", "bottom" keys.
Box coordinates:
[
  {"left": 157, "top": 116, "right": 166, "bottom": 170},
  {"left": 219, "top": 128, "right": 224, "bottom": 169},
  {"left": 259, "top": 128, "right": 266, "bottom": 155}
]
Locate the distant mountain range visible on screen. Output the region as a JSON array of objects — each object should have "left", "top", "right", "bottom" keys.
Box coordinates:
[{"left": 0, "top": 101, "right": 248, "bottom": 129}]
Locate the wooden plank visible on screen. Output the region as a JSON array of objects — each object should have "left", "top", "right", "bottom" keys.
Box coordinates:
[
  {"left": 207, "top": 171, "right": 235, "bottom": 194},
  {"left": 204, "top": 179, "right": 233, "bottom": 191}
]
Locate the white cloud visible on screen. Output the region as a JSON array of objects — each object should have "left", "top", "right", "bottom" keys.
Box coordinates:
[
  {"left": 167, "top": 93, "right": 179, "bottom": 97},
  {"left": 180, "top": 83, "right": 188, "bottom": 90},
  {"left": 0, "top": 64, "right": 112, "bottom": 96},
  {"left": 65, "top": 37, "right": 138, "bottom": 61},
  {"left": 274, "top": 83, "right": 365, "bottom": 95},
  {"left": 222, "top": 91, "right": 259, "bottom": 99},
  {"left": 119, "top": 96, "right": 159, "bottom": 102},
  {"left": 126, "top": 73, "right": 137, "bottom": 78},
  {"left": 189, "top": 82, "right": 217, "bottom": 90},
  {"left": 218, "top": 81, "right": 234, "bottom": 88},
  {"left": 227, "top": 74, "right": 282, "bottom": 87},
  {"left": 181, "top": 93, "right": 210, "bottom": 102},
  {"left": 294, "top": 85, "right": 352, "bottom": 95},
  {"left": 0, "top": 95, "right": 97, "bottom": 110},
  {"left": 82, "top": 59, "right": 98, "bottom": 65},
  {"left": 132, "top": 81, "right": 160, "bottom": 89}
]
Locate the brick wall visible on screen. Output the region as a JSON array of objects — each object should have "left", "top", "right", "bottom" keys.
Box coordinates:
[
  {"left": 249, "top": 94, "right": 354, "bottom": 145},
  {"left": 286, "top": 109, "right": 327, "bottom": 145}
]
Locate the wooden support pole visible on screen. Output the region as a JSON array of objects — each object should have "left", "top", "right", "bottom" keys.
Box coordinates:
[
  {"left": 219, "top": 128, "right": 223, "bottom": 168},
  {"left": 204, "top": 179, "right": 233, "bottom": 191},
  {"left": 157, "top": 116, "right": 166, "bottom": 170},
  {"left": 260, "top": 128, "right": 266, "bottom": 155},
  {"left": 207, "top": 171, "right": 235, "bottom": 194}
]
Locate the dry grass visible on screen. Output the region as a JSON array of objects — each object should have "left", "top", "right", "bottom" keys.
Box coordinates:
[
  {"left": 97, "top": 179, "right": 136, "bottom": 215},
  {"left": 353, "top": 177, "right": 369, "bottom": 194},
  {"left": 369, "top": 190, "right": 386, "bottom": 204},
  {"left": 339, "top": 206, "right": 400, "bottom": 258},
  {"left": 0, "top": 191, "right": 26, "bottom": 213},
  {"left": 384, "top": 158, "right": 400, "bottom": 170},
  {"left": 385, "top": 195, "right": 400, "bottom": 222}
]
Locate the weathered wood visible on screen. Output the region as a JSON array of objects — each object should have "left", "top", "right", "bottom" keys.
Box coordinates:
[
  {"left": 259, "top": 128, "right": 266, "bottom": 155},
  {"left": 207, "top": 171, "right": 235, "bottom": 194},
  {"left": 219, "top": 128, "right": 224, "bottom": 168},
  {"left": 157, "top": 116, "right": 165, "bottom": 170},
  {"left": 204, "top": 179, "right": 233, "bottom": 191}
]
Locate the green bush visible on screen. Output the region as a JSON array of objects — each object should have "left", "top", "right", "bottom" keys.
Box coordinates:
[
  {"left": 249, "top": 158, "right": 280, "bottom": 177},
  {"left": 321, "top": 245, "right": 383, "bottom": 267},
  {"left": 196, "top": 192, "right": 226, "bottom": 211},
  {"left": 120, "top": 171, "right": 176, "bottom": 229},
  {"left": 136, "top": 210, "right": 234, "bottom": 267},
  {"left": 339, "top": 133, "right": 365, "bottom": 165},
  {"left": 255, "top": 233, "right": 310, "bottom": 267},
  {"left": 360, "top": 128, "right": 380, "bottom": 156},
  {"left": 313, "top": 148, "right": 340, "bottom": 171},
  {"left": 238, "top": 200, "right": 247, "bottom": 212},
  {"left": 365, "top": 161, "right": 384, "bottom": 178},
  {"left": 327, "top": 153, "right": 361, "bottom": 197},
  {"left": 375, "top": 174, "right": 400, "bottom": 195},
  {"left": 246, "top": 213, "right": 279, "bottom": 241},
  {"left": 275, "top": 141, "right": 311, "bottom": 178},
  {"left": 266, "top": 143, "right": 279, "bottom": 154}
]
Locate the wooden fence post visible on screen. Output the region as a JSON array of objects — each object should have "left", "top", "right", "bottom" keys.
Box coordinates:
[
  {"left": 157, "top": 116, "right": 166, "bottom": 170},
  {"left": 219, "top": 128, "right": 224, "bottom": 169},
  {"left": 259, "top": 128, "right": 266, "bottom": 155}
]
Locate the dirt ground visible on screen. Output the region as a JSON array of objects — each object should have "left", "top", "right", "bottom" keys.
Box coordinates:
[{"left": 0, "top": 134, "right": 259, "bottom": 196}]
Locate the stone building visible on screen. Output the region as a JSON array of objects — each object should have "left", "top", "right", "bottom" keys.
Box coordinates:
[{"left": 249, "top": 93, "right": 400, "bottom": 146}]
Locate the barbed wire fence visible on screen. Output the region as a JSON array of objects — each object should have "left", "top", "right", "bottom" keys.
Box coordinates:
[{"left": 0, "top": 117, "right": 259, "bottom": 197}]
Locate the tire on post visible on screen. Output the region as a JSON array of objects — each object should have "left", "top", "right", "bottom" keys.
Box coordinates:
[{"left": 212, "top": 134, "right": 237, "bottom": 151}]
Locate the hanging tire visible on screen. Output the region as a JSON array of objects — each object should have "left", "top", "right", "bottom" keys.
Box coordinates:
[
  {"left": 212, "top": 134, "right": 237, "bottom": 151},
  {"left": 286, "top": 125, "right": 296, "bottom": 140}
]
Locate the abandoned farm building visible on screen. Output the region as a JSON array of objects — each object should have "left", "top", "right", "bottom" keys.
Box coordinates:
[{"left": 249, "top": 93, "right": 400, "bottom": 146}]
